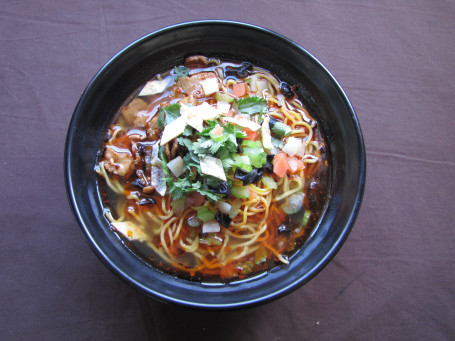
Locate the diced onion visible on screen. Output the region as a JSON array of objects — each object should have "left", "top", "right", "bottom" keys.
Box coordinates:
[
  {"left": 217, "top": 201, "right": 232, "bottom": 214},
  {"left": 200, "top": 77, "right": 219, "bottom": 96},
  {"left": 282, "top": 193, "right": 305, "bottom": 215},
  {"left": 283, "top": 137, "right": 305, "bottom": 157},
  {"left": 151, "top": 166, "right": 166, "bottom": 196},
  {"left": 112, "top": 221, "right": 148, "bottom": 242},
  {"left": 202, "top": 220, "right": 221, "bottom": 233},
  {"left": 200, "top": 155, "right": 227, "bottom": 181},
  {"left": 217, "top": 100, "right": 231, "bottom": 114},
  {"left": 167, "top": 156, "right": 184, "bottom": 177},
  {"left": 138, "top": 78, "right": 172, "bottom": 96}
]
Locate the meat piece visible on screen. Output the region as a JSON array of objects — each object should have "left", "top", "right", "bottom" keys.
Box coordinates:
[
  {"left": 170, "top": 138, "right": 178, "bottom": 158},
  {"left": 184, "top": 55, "right": 209, "bottom": 68},
  {"left": 177, "top": 72, "right": 219, "bottom": 98},
  {"left": 163, "top": 138, "right": 179, "bottom": 160},
  {"left": 178, "top": 94, "right": 197, "bottom": 106},
  {"left": 133, "top": 110, "right": 152, "bottom": 128},
  {"left": 103, "top": 145, "right": 134, "bottom": 177},
  {"left": 164, "top": 142, "right": 171, "bottom": 160},
  {"left": 146, "top": 115, "right": 161, "bottom": 140},
  {"left": 142, "top": 186, "right": 155, "bottom": 194},
  {"left": 121, "top": 98, "right": 148, "bottom": 125}
]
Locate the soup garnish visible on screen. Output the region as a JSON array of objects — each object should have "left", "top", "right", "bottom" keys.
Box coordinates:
[{"left": 95, "top": 56, "right": 328, "bottom": 282}]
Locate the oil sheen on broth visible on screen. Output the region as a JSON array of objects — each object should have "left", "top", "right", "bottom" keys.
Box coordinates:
[{"left": 96, "top": 55, "right": 328, "bottom": 282}]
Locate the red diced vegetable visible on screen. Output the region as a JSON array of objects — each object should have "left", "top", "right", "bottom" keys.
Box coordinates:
[{"left": 232, "top": 82, "right": 248, "bottom": 97}]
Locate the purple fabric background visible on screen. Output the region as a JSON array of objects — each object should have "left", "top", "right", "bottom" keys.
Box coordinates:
[{"left": 1, "top": 1, "right": 454, "bottom": 340}]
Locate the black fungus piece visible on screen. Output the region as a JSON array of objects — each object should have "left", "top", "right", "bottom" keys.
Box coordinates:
[
  {"left": 209, "top": 180, "right": 231, "bottom": 198},
  {"left": 139, "top": 197, "right": 156, "bottom": 205},
  {"left": 278, "top": 225, "right": 291, "bottom": 234},
  {"left": 225, "top": 62, "right": 253, "bottom": 78},
  {"left": 280, "top": 82, "right": 294, "bottom": 98},
  {"left": 137, "top": 141, "right": 155, "bottom": 175},
  {"left": 263, "top": 154, "right": 275, "bottom": 174},
  {"left": 234, "top": 167, "right": 263, "bottom": 185},
  {"left": 268, "top": 117, "right": 279, "bottom": 130},
  {"left": 216, "top": 211, "right": 232, "bottom": 228},
  {"left": 236, "top": 137, "right": 244, "bottom": 153},
  {"left": 131, "top": 178, "right": 145, "bottom": 189}
]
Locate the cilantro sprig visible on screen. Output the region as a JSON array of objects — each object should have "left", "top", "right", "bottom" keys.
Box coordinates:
[
  {"left": 157, "top": 103, "right": 181, "bottom": 129},
  {"left": 172, "top": 66, "right": 190, "bottom": 80},
  {"left": 235, "top": 96, "right": 267, "bottom": 115}
]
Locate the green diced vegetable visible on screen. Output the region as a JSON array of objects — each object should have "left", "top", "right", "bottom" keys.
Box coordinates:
[
  {"left": 231, "top": 185, "right": 250, "bottom": 199},
  {"left": 243, "top": 147, "right": 267, "bottom": 168},
  {"left": 237, "top": 260, "right": 254, "bottom": 275},
  {"left": 254, "top": 246, "right": 268, "bottom": 264},
  {"left": 271, "top": 122, "right": 292, "bottom": 137},
  {"left": 229, "top": 199, "right": 242, "bottom": 218},
  {"left": 301, "top": 209, "right": 311, "bottom": 226},
  {"left": 262, "top": 176, "right": 277, "bottom": 189},
  {"left": 282, "top": 193, "right": 305, "bottom": 214},
  {"left": 199, "top": 236, "right": 223, "bottom": 246},
  {"left": 241, "top": 140, "right": 262, "bottom": 148},
  {"left": 197, "top": 206, "right": 216, "bottom": 222},
  {"left": 209, "top": 237, "right": 222, "bottom": 245},
  {"left": 233, "top": 154, "right": 253, "bottom": 173},
  {"left": 216, "top": 92, "right": 234, "bottom": 103}
]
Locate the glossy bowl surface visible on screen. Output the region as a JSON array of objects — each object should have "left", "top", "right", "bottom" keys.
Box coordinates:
[{"left": 65, "top": 20, "right": 366, "bottom": 309}]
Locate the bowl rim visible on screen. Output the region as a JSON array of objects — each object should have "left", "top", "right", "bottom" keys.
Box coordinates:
[{"left": 64, "top": 20, "right": 366, "bottom": 309}]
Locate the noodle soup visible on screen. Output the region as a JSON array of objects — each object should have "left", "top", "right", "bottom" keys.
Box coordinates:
[{"left": 96, "top": 56, "right": 328, "bottom": 282}]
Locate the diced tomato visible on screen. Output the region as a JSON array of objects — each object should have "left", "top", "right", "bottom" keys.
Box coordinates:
[
  {"left": 273, "top": 152, "right": 290, "bottom": 178},
  {"left": 211, "top": 125, "right": 224, "bottom": 136},
  {"left": 232, "top": 82, "right": 248, "bottom": 97},
  {"left": 243, "top": 127, "right": 260, "bottom": 141},
  {"left": 225, "top": 109, "right": 234, "bottom": 117}
]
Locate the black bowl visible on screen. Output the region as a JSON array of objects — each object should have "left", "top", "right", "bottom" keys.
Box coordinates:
[{"left": 65, "top": 20, "right": 366, "bottom": 309}]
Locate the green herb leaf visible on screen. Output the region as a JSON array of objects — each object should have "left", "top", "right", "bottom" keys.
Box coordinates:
[
  {"left": 157, "top": 103, "right": 182, "bottom": 129},
  {"left": 271, "top": 121, "right": 292, "bottom": 137},
  {"left": 235, "top": 96, "right": 267, "bottom": 115},
  {"left": 197, "top": 206, "right": 216, "bottom": 222},
  {"left": 231, "top": 184, "right": 251, "bottom": 199},
  {"left": 173, "top": 66, "right": 190, "bottom": 80},
  {"left": 271, "top": 136, "right": 284, "bottom": 149},
  {"left": 182, "top": 125, "right": 193, "bottom": 136}
]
